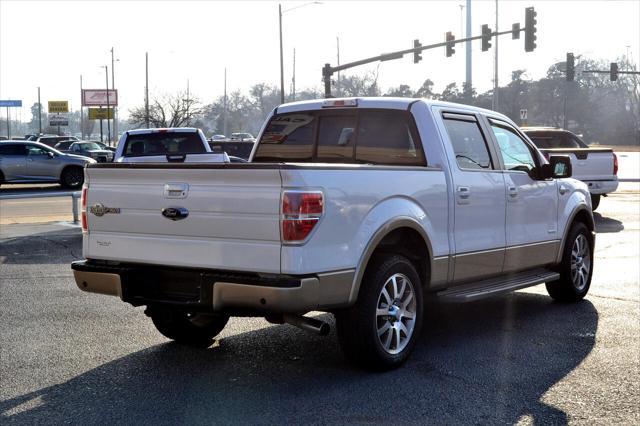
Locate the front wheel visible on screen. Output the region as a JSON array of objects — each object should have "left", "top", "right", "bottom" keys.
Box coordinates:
[
  {"left": 546, "top": 222, "right": 593, "bottom": 302},
  {"left": 336, "top": 254, "right": 423, "bottom": 371},
  {"left": 150, "top": 309, "right": 229, "bottom": 347}
]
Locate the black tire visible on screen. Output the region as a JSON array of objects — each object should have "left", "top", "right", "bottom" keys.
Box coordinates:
[
  {"left": 546, "top": 222, "right": 593, "bottom": 302},
  {"left": 151, "top": 309, "right": 229, "bottom": 347},
  {"left": 590, "top": 194, "right": 601, "bottom": 211},
  {"left": 336, "top": 254, "right": 424, "bottom": 371},
  {"left": 60, "top": 166, "right": 84, "bottom": 189}
]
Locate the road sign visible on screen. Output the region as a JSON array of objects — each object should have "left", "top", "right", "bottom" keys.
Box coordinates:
[
  {"left": 88, "top": 107, "right": 114, "bottom": 120},
  {"left": 520, "top": 109, "right": 528, "bottom": 120},
  {"left": 82, "top": 89, "right": 118, "bottom": 106},
  {"left": 48, "top": 101, "right": 69, "bottom": 113},
  {"left": 0, "top": 100, "right": 22, "bottom": 107},
  {"left": 49, "top": 114, "right": 68, "bottom": 126}
]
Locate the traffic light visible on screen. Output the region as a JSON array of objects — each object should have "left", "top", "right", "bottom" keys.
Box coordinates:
[
  {"left": 445, "top": 32, "right": 455, "bottom": 57},
  {"left": 566, "top": 53, "right": 575, "bottom": 82},
  {"left": 512, "top": 23, "right": 521, "bottom": 39},
  {"left": 481, "top": 24, "right": 492, "bottom": 51},
  {"left": 610, "top": 62, "right": 619, "bottom": 81},
  {"left": 524, "top": 7, "right": 537, "bottom": 52},
  {"left": 413, "top": 39, "right": 422, "bottom": 63}
]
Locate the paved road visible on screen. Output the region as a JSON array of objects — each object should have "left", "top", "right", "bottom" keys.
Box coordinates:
[{"left": 0, "top": 189, "right": 638, "bottom": 424}]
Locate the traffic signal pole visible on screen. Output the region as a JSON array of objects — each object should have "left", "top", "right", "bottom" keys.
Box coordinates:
[{"left": 322, "top": 27, "right": 523, "bottom": 97}]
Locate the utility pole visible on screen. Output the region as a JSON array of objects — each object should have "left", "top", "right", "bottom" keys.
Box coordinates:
[
  {"left": 493, "top": 0, "right": 499, "bottom": 111},
  {"left": 292, "top": 48, "right": 296, "bottom": 101},
  {"left": 80, "top": 75, "right": 84, "bottom": 139},
  {"left": 145, "top": 52, "right": 150, "bottom": 129},
  {"left": 278, "top": 4, "right": 285, "bottom": 104},
  {"left": 104, "top": 65, "right": 111, "bottom": 144},
  {"left": 37, "top": 87, "right": 42, "bottom": 134},
  {"left": 465, "top": 0, "right": 472, "bottom": 99},
  {"left": 223, "top": 67, "right": 228, "bottom": 136},
  {"left": 111, "top": 47, "right": 117, "bottom": 143},
  {"left": 336, "top": 37, "right": 341, "bottom": 97}
]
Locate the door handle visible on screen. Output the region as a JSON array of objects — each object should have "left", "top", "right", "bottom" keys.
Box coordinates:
[
  {"left": 559, "top": 185, "right": 568, "bottom": 195},
  {"left": 457, "top": 186, "right": 470, "bottom": 199},
  {"left": 508, "top": 186, "right": 518, "bottom": 197}
]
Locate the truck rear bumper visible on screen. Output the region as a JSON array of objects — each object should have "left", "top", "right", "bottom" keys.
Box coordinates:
[
  {"left": 71, "top": 260, "right": 354, "bottom": 314},
  {"left": 585, "top": 179, "right": 618, "bottom": 194}
]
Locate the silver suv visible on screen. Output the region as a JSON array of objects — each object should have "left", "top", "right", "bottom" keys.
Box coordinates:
[{"left": 0, "top": 141, "right": 95, "bottom": 188}]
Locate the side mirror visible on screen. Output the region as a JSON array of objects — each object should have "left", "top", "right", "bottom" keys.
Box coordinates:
[
  {"left": 47, "top": 151, "right": 55, "bottom": 159},
  {"left": 541, "top": 155, "right": 572, "bottom": 179}
]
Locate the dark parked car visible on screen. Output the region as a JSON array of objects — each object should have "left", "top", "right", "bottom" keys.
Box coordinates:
[
  {"left": 0, "top": 141, "right": 94, "bottom": 188},
  {"left": 36, "top": 135, "right": 78, "bottom": 147},
  {"left": 62, "top": 142, "right": 114, "bottom": 162},
  {"left": 208, "top": 141, "right": 255, "bottom": 160}
]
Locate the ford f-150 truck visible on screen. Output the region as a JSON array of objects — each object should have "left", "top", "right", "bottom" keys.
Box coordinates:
[
  {"left": 522, "top": 127, "right": 618, "bottom": 210},
  {"left": 72, "top": 98, "right": 594, "bottom": 370}
]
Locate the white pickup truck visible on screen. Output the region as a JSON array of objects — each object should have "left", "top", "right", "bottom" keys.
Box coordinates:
[
  {"left": 72, "top": 98, "right": 595, "bottom": 370},
  {"left": 522, "top": 127, "right": 619, "bottom": 210},
  {"left": 114, "top": 128, "right": 228, "bottom": 163}
]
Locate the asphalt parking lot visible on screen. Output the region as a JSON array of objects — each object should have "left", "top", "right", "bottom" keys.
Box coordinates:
[{"left": 0, "top": 187, "right": 638, "bottom": 424}]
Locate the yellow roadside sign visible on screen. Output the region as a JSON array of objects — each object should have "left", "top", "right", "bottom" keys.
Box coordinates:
[
  {"left": 48, "top": 101, "right": 69, "bottom": 113},
  {"left": 88, "top": 107, "right": 114, "bottom": 120}
]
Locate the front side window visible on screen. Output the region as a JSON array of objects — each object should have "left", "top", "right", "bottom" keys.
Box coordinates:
[
  {"left": 491, "top": 123, "right": 536, "bottom": 173},
  {"left": 443, "top": 117, "right": 493, "bottom": 170},
  {"left": 26, "top": 145, "right": 49, "bottom": 156}
]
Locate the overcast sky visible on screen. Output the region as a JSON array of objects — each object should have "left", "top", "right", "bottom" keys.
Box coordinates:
[{"left": 1, "top": 0, "right": 638, "bottom": 120}]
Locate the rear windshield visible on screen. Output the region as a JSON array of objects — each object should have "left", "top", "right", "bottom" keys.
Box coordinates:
[
  {"left": 253, "top": 109, "right": 425, "bottom": 166},
  {"left": 122, "top": 132, "right": 206, "bottom": 157},
  {"left": 527, "top": 132, "right": 587, "bottom": 149}
]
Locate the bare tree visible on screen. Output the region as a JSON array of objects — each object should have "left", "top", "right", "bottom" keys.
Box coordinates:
[{"left": 129, "top": 91, "right": 203, "bottom": 128}]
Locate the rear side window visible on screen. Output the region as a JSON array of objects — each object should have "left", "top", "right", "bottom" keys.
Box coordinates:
[
  {"left": 443, "top": 117, "right": 493, "bottom": 170},
  {"left": 254, "top": 110, "right": 425, "bottom": 166},
  {"left": 123, "top": 132, "right": 206, "bottom": 157},
  {"left": 0, "top": 144, "right": 26, "bottom": 155}
]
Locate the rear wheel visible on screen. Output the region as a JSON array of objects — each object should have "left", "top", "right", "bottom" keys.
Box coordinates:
[
  {"left": 0, "top": 171, "right": 4, "bottom": 186},
  {"left": 546, "top": 222, "right": 593, "bottom": 302},
  {"left": 336, "top": 254, "right": 423, "bottom": 371},
  {"left": 60, "top": 166, "right": 84, "bottom": 189},
  {"left": 590, "top": 194, "right": 601, "bottom": 211},
  {"left": 150, "top": 309, "right": 229, "bottom": 347}
]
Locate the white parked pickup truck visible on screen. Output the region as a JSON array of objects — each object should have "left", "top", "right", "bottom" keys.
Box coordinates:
[
  {"left": 522, "top": 127, "right": 619, "bottom": 210},
  {"left": 72, "top": 98, "right": 595, "bottom": 370},
  {"left": 114, "top": 128, "right": 228, "bottom": 163}
]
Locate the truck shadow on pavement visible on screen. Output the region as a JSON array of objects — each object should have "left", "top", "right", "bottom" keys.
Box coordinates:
[
  {"left": 1, "top": 293, "right": 598, "bottom": 425},
  {"left": 593, "top": 212, "right": 624, "bottom": 233}
]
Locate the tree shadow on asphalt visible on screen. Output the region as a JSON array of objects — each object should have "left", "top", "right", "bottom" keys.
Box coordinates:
[
  {"left": 0, "top": 293, "right": 597, "bottom": 425},
  {"left": 593, "top": 212, "right": 624, "bottom": 233}
]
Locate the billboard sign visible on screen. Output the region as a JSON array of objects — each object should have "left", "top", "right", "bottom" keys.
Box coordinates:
[
  {"left": 88, "top": 107, "right": 115, "bottom": 120},
  {"left": 48, "top": 101, "right": 69, "bottom": 113},
  {"left": 82, "top": 89, "right": 118, "bottom": 106},
  {"left": 49, "top": 113, "right": 69, "bottom": 126},
  {"left": 0, "top": 100, "right": 22, "bottom": 107}
]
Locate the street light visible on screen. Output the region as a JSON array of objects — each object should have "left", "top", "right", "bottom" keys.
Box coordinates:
[
  {"left": 101, "top": 65, "right": 111, "bottom": 144},
  {"left": 279, "top": 2, "right": 322, "bottom": 104}
]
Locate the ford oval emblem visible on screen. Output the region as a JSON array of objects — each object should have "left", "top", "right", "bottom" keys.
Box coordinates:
[{"left": 162, "top": 207, "right": 189, "bottom": 221}]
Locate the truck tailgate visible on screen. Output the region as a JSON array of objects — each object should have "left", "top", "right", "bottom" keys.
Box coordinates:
[
  {"left": 540, "top": 148, "right": 616, "bottom": 181},
  {"left": 83, "top": 165, "right": 282, "bottom": 273}
]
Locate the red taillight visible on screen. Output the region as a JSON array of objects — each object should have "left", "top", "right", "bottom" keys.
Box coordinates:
[
  {"left": 81, "top": 186, "right": 88, "bottom": 232},
  {"left": 613, "top": 152, "right": 618, "bottom": 176},
  {"left": 281, "top": 191, "right": 323, "bottom": 243}
]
